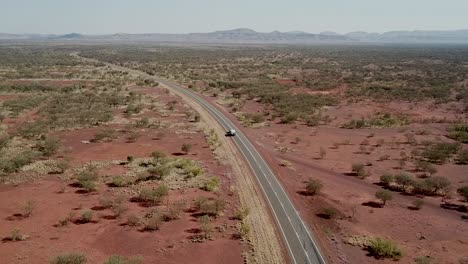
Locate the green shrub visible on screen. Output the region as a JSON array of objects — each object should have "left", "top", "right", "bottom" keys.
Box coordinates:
[
  {"left": 50, "top": 253, "right": 87, "bottom": 264},
  {"left": 0, "top": 150, "right": 39, "bottom": 176},
  {"left": 103, "top": 255, "right": 143, "bottom": 264},
  {"left": 424, "top": 176, "right": 451, "bottom": 195},
  {"left": 76, "top": 167, "right": 98, "bottom": 192},
  {"left": 322, "top": 207, "right": 338, "bottom": 219},
  {"left": 379, "top": 173, "right": 395, "bottom": 187},
  {"left": 448, "top": 123, "right": 468, "bottom": 143},
  {"left": 305, "top": 178, "right": 323, "bottom": 195},
  {"left": 124, "top": 103, "right": 144, "bottom": 115},
  {"left": 138, "top": 185, "right": 169, "bottom": 205},
  {"left": 93, "top": 128, "right": 116, "bottom": 142},
  {"left": 421, "top": 142, "right": 461, "bottom": 164},
  {"left": 351, "top": 163, "right": 367, "bottom": 178},
  {"left": 164, "top": 201, "right": 185, "bottom": 221},
  {"left": 81, "top": 211, "right": 93, "bottom": 223},
  {"left": 375, "top": 190, "right": 393, "bottom": 205},
  {"left": 181, "top": 143, "right": 192, "bottom": 154},
  {"left": 36, "top": 137, "right": 61, "bottom": 157},
  {"left": 280, "top": 113, "right": 299, "bottom": 124},
  {"left": 144, "top": 211, "right": 163, "bottom": 231},
  {"left": 150, "top": 150, "right": 167, "bottom": 164},
  {"left": 367, "top": 237, "right": 403, "bottom": 260},
  {"left": 233, "top": 207, "right": 250, "bottom": 220},
  {"left": 110, "top": 175, "right": 130, "bottom": 187},
  {"left": 239, "top": 222, "right": 251, "bottom": 239},
  {"left": 203, "top": 176, "right": 220, "bottom": 192},
  {"left": 16, "top": 121, "right": 48, "bottom": 138},
  {"left": 457, "top": 186, "right": 468, "bottom": 202},
  {"left": 147, "top": 164, "right": 172, "bottom": 180},
  {"left": 415, "top": 160, "right": 437, "bottom": 176},
  {"left": 456, "top": 149, "right": 468, "bottom": 165},
  {"left": 195, "top": 197, "right": 225, "bottom": 217},
  {"left": 395, "top": 173, "right": 415, "bottom": 192},
  {"left": 342, "top": 113, "right": 409, "bottom": 129},
  {"left": 199, "top": 215, "right": 212, "bottom": 238}
]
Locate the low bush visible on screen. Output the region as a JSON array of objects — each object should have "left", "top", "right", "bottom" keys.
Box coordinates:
[
  {"left": 322, "top": 207, "right": 338, "bottom": 219},
  {"left": 367, "top": 237, "right": 403, "bottom": 260},
  {"left": 203, "top": 176, "right": 220, "bottom": 192},
  {"left": 81, "top": 211, "right": 93, "bottom": 223},
  {"left": 76, "top": 167, "right": 99, "bottom": 192},
  {"left": 342, "top": 113, "right": 409, "bottom": 129},
  {"left": 395, "top": 173, "right": 415, "bottom": 192},
  {"left": 240, "top": 222, "right": 251, "bottom": 239},
  {"left": 448, "top": 123, "right": 468, "bottom": 143},
  {"left": 199, "top": 215, "right": 212, "bottom": 238},
  {"left": 456, "top": 149, "right": 468, "bottom": 165},
  {"left": 424, "top": 176, "right": 451, "bottom": 195},
  {"left": 23, "top": 200, "right": 35, "bottom": 218},
  {"left": 93, "top": 128, "right": 116, "bottom": 142},
  {"left": 457, "top": 186, "right": 468, "bottom": 202},
  {"left": 351, "top": 163, "right": 367, "bottom": 178},
  {"left": 138, "top": 185, "right": 169, "bottom": 205},
  {"left": 195, "top": 197, "right": 225, "bottom": 217},
  {"left": 164, "top": 201, "right": 185, "bottom": 221},
  {"left": 110, "top": 175, "right": 130, "bottom": 187},
  {"left": 420, "top": 142, "right": 461, "bottom": 164},
  {"left": 36, "top": 137, "right": 61, "bottom": 157},
  {"left": 143, "top": 211, "right": 163, "bottom": 231},
  {"left": 415, "top": 160, "right": 437, "bottom": 176},
  {"left": 181, "top": 143, "right": 192, "bottom": 154},
  {"left": 147, "top": 164, "right": 172, "bottom": 180},
  {"left": 50, "top": 253, "right": 87, "bottom": 264},
  {"left": 233, "top": 207, "right": 250, "bottom": 220},
  {"left": 379, "top": 174, "right": 395, "bottom": 187},
  {"left": 305, "top": 178, "right": 323, "bottom": 195}
]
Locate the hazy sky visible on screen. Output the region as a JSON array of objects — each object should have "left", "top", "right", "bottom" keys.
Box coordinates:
[{"left": 1, "top": 0, "right": 467, "bottom": 34}]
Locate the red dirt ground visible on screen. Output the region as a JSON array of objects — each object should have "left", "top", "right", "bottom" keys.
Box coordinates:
[
  {"left": 0, "top": 85, "right": 244, "bottom": 264},
  {"left": 206, "top": 94, "right": 468, "bottom": 264}
]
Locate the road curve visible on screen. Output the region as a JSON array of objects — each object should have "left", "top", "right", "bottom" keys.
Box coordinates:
[
  {"left": 156, "top": 78, "right": 327, "bottom": 264},
  {"left": 75, "top": 53, "right": 325, "bottom": 263}
]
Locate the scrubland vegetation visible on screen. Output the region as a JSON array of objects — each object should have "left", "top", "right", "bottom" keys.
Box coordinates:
[
  {"left": 1, "top": 43, "right": 467, "bottom": 263},
  {"left": 0, "top": 45, "right": 244, "bottom": 264}
]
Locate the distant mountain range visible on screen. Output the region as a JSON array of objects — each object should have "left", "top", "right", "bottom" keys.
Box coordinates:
[{"left": 1, "top": 28, "right": 468, "bottom": 44}]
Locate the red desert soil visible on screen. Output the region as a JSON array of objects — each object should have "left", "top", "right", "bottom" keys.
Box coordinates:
[
  {"left": 207, "top": 94, "right": 468, "bottom": 264},
  {"left": 0, "top": 179, "right": 242, "bottom": 264},
  {"left": 0, "top": 86, "right": 244, "bottom": 264}
]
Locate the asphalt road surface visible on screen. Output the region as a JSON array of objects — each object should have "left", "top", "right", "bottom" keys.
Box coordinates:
[
  {"left": 75, "top": 53, "right": 326, "bottom": 264},
  {"left": 156, "top": 78, "right": 327, "bottom": 264}
]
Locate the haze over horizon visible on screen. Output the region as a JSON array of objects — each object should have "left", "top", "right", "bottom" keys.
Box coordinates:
[{"left": 1, "top": 0, "right": 468, "bottom": 35}]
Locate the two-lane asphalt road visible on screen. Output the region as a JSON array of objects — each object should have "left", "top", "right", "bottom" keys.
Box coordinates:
[
  {"left": 75, "top": 53, "right": 325, "bottom": 263},
  {"left": 156, "top": 78, "right": 327, "bottom": 264}
]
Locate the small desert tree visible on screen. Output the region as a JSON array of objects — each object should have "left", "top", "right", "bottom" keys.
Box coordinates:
[
  {"left": 306, "top": 178, "right": 323, "bottom": 195},
  {"left": 379, "top": 173, "right": 395, "bottom": 187},
  {"left": 395, "top": 173, "right": 414, "bottom": 192},
  {"left": 351, "top": 163, "right": 367, "bottom": 178},
  {"left": 50, "top": 253, "right": 87, "bottom": 264},
  {"left": 375, "top": 190, "right": 393, "bottom": 206}
]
